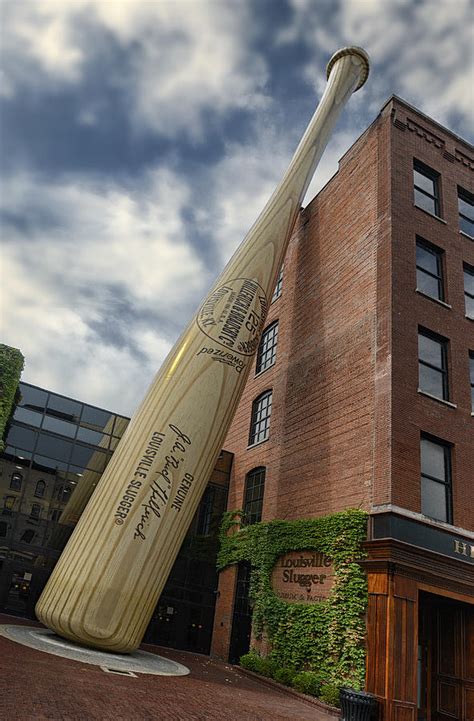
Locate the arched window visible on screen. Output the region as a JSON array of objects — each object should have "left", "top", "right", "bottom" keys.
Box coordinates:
[
  {"left": 243, "top": 467, "right": 265, "bottom": 525},
  {"left": 9, "top": 473, "right": 23, "bottom": 491},
  {"left": 34, "top": 480, "right": 46, "bottom": 498},
  {"left": 20, "top": 529, "right": 35, "bottom": 544},
  {"left": 255, "top": 321, "right": 278, "bottom": 374},
  {"left": 61, "top": 487, "right": 72, "bottom": 503},
  {"left": 248, "top": 390, "right": 272, "bottom": 446}
]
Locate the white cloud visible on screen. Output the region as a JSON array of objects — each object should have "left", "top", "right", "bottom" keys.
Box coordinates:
[
  {"left": 1, "top": 0, "right": 270, "bottom": 139},
  {"left": 0, "top": 167, "right": 206, "bottom": 414}
]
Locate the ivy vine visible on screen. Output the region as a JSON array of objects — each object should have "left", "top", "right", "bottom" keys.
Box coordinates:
[
  {"left": 0, "top": 344, "right": 24, "bottom": 452},
  {"left": 218, "top": 508, "right": 368, "bottom": 688}
]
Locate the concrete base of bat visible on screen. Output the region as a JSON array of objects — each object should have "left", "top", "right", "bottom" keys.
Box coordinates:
[{"left": 0, "top": 624, "right": 190, "bottom": 676}]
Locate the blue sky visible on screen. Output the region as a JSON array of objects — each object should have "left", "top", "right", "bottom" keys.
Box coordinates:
[{"left": 1, "top": 0, "right": 473, "bottom": 415}]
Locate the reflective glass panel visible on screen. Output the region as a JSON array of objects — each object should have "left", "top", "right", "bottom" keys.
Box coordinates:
[
  {"left": 47, "top": 394, "right": 82, "bottom": 422},
  {"left": 32, "top": 454, "right": 69, "bottom": 473},
  {"left": 414, "top": 169, "right": 435, "bottom": 195},
  {"left": 419, "top": 365, "right": 444, "bottom": 398},
  {"left": 421, "top": 477, "right": 447, "bottom": 522},
  {"left": 416, "top": 244, "right": 438, "bottom": 274},
  {"left": 13, "top": 407, "right": 43, "bottom": 427},
  {"left": 420, "top": 437, "right": 446, "bottom": 481},
  {"left": 7, "top": 425, "right": 38, "bottom": 452},
  {"left": 42, "top": 415, "right": 77, "bottom": 438},
  {"left": 414, "top": 189, "right": 436, "bottom": 215},
  {"left": 18, "top": 385, "right": 48, "bottom": 411},
  {"left": 35, "top": 434, "right": 73, "bottom": 463},
  {"left": 70, "top": 444, "right": 108, "bottom": 472},
  {"left": 464, "top": 268, "right": 474, "bottom": 295},
  {"left": 418, "top": 334, "right": 443, "bottom": 367},
  {"left": 80, "top": 406, "right": 115, "bottom": 434},
  {"left": 76, "top": 426, "right": 109, "bottom": 447},
  {"left": 416, "top": 271, "right": 440, "bottom": 299}
]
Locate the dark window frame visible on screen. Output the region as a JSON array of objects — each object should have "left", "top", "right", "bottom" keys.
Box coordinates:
[
  {"left": 34, "top": 479, "right": 46, "bottom": 498},
  {"left": 271, "top": 267, "right": 283, "bottom": 303},
  {"left": 464, "top": 263, "right": 474, "bottom": 319},
  {"left": 248, "top": 390, "right": 272, "bottom": 446},
  {"left": 9, "top": 472, "right": 23, "bottom": 492},
  {"left": 255, "top": 321, "right": 279, "bottom": 375},
  {"left": 413, "top": 159, "right": 441, "bottom": 217},
  {"left": 458, "top": 186, "right": 474, "bottom": 238},
  {"left": 415, "top": 237, "right": 445, "bottom": 302},
  {"left": 418, "top": 327, "right": 449, "bottom": 401},
  {"left": 30, "top": 503, "right": 42, "bottom": 520},
  {"left": 420, "top": 433, "right": 453, "bottom": 524},
  {"left": 243, "top": 467, "right": 266, "bottom": 525}
]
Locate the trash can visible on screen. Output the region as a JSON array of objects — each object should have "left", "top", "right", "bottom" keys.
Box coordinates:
[{"left": 340, "top": 688, "right": 378, "bottom": 721}]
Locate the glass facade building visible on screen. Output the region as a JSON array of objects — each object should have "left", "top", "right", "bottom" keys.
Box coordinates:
[{"left": 0, "top": 382, "right": 231, "bottom": 655}]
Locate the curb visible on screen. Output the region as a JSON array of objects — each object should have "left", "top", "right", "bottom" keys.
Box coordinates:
[{"left": 235, "top": 667, "right": 342, "bottom": 717}]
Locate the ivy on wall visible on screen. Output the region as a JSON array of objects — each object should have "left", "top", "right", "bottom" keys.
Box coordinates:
[
  {"left": 0, "top": 344, "right": 24, "bottom": 452},
  {"left": 218, "top": 508, "right": 368, "bottom": 688}
]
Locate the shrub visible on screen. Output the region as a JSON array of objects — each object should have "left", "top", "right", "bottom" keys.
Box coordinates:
[
  {"left": 239, "top": 653, "right": 277, "bottom": 678},
  {"left": 272, "top": 667, "right": 297, "bottom": 686},
  {"left": 292, "top": 671, "right": 322, "bottom": 697},
  {"left": 319, "top": 683, "right": 342, "bottom": 708}
]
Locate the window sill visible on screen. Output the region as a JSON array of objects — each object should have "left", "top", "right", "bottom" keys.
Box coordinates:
[
  {"left": 413, "top": 204, "right": 446, "bottom": 224},
  {"left": 415, "top": 289, "right": 451, "bottom": 309},
  {"left": 255, "top": 362, "right": 276, "bottom": 379},
  {"left": 247, "top": 438, "right": 269, "bottom": 450},
  {"left": 460, "top": 230, "right": 473, "bottom": 240},
  {"left": 417, "top": 389, "right": 457, "bottom": 408}
]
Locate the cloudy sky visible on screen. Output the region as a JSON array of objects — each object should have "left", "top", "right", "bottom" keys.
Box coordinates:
[{"left": 1, "top": 0, "right": 473, "bottom": 417}]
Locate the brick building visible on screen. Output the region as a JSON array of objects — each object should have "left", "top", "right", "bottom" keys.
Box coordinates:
[{"left": 210, "top": 96, "right": 473, "bottom": 721}]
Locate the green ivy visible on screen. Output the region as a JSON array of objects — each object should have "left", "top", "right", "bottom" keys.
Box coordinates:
[
  {"left": 0, "top": 344, "right": 24, "bottom": 452},
  {"left": 218, "top": 508, "right": 368, "bottom": 688}
]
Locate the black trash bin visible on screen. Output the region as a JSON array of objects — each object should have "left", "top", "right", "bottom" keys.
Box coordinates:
[{"left": 339, "top": 688, "right": 378, "bottom": 721}]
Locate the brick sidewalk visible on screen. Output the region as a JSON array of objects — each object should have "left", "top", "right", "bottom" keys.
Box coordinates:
[{"left": 0, "top": 615, "right": 335, "bottom": 721}]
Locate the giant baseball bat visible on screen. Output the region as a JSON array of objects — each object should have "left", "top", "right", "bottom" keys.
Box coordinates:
[{"left": 36, "top": 46, "right": 369, "bottom": 652}]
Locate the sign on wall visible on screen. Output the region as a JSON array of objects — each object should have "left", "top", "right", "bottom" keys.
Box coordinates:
[{"left": 271, "top": 550, "right": 335, "bottom": 604}]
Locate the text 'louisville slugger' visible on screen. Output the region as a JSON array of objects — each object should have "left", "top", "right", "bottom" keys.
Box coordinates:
[{"left": 36, "top": 46, "right": 370, "bottom": 652}]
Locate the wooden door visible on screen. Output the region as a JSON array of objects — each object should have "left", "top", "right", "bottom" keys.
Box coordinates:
[{"left": 430, "top": 598, "right": 474, "bottom": 721}]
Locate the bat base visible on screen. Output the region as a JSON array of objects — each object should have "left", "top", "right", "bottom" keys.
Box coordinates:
[{"left": 0, "top": 624, "right": 190, "bottom": 676}]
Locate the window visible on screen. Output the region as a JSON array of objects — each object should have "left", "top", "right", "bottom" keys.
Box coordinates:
[
  {"left": 0, "top": 522, "right": 8, "bottom": 537},
  {"left": 418, "top": 329, "right": 449, "bottom": 400},
  {"left": 420, "top": 435, "right": 452, "bottom": 523},
  {"left": 51, "top": 509, "right": 62, "bottom": 522},
  {"left": 20, "top": 529, "right": 35, "bottom": 544},
  {"left": 271, "top": 267, "right": 283, "bottom": 302},
  {"left": 458, "top": 187, "right": 474, "bottom": 237},
  {"left": 413, "top": 160, "right": 440, "bottom": 217},
  {"left": 34, "top": 480, "right": 46, "bottom": 498},
  {"left": 3, "top": 497, "right": 15, "bottom": 515},
  {"left": 464, "top": 263, "right": 474, "bottom": 319},
  {"left": 416, "top": 238, "right": 444, "bottom": 301},
  {"left": 30, "top": 503, "right": 41, "bottom": 520},
  {"left": 243, "top": 467, "right": 265, "bottom": 525},
  {"left": 9, "top": 472, "right": 23, "bottom": 491},
  {"left": 248, "top": 391, "right": 272, "bottom": 446},
  {"left": 469, "top": 352, "right": 474, "bottom": 412},
  {"left": 256, "top": 321, "right": 279, "bottom": 374}
]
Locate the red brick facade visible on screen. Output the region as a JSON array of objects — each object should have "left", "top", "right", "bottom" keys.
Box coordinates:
[{"left": 211, "top": 97, "right": 473, "bottom": 720}]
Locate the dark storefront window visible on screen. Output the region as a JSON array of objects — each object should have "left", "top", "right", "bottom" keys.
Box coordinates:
[
  {"left": 418, "top": 328, "right": 449, "bottom": 401},
  {"left": 414, "top": 160, "right": 441, "bottom": 217},
  {"left": 416, "top": 238, "right": 444, "bottom": 301},
  {"left": 420, "top": 434, "right": 452, "bottom": 524}
]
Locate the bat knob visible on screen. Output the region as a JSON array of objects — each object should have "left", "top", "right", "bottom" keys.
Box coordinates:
[{"left": 326, "top": 46, "right": 370, "bottom": 91}]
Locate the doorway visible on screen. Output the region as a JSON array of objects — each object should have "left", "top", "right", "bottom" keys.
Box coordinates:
[{"left": 419, "top": 593, "right": 474, "bottom": 721}]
